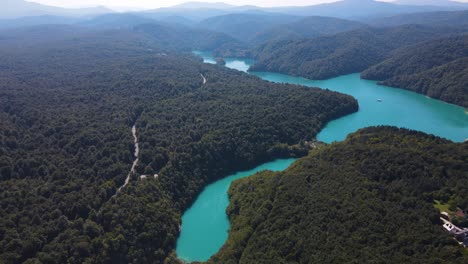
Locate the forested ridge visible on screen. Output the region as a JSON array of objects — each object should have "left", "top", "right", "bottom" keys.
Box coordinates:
[
  {"left": 0, "top": 28, "right": 357, "bottom": 263},
  {"left": 361, "top": 35, "right": 468, "bottom": 107},
  {"left": 1, "top": 6, "right": 467, "bottom": 263},
  {"left": 250, "top": 16, "right": 365, "bottom": 46},
  {"left": 369, "top": 10, "right": 468, "bottom": 28},
  {"left": 250, "top": 25, "right": 466, "bottom": 80},
  {"left": 209, "top": 127, "right": 468, "bottom": 264},
  {"left": 0, "top": 18, "right": 246, "bottom": 57},
  {"left": 196, "top": 13, "right": 300, "bottom": 43}
]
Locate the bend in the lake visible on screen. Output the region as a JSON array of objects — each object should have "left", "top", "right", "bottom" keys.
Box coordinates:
[{"left": 176, "top": 51, "right": 468, "bottom": 263}]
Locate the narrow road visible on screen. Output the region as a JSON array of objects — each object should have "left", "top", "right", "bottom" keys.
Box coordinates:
[
  {"left": 201, "top": 74, "right": 207, "bottom": 85},
  {"left": 115, "top": 124, "right": 139, "bottom": 195},
  {"left": 114, "top": 73, "right": 206, "bottom": 195}
]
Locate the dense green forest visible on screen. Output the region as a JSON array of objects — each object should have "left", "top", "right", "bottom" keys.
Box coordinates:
[
  {"left": 361, "top": 35, "right": 468, "bottom": 107},
  {"left": 0, "top": 27, "right": 357, "bottom": 263},
  {"left": 1, "top": 6, "right": 467, "bottom": 263},
  {"left": 370, "top": 10, "right": 468, "bottom": 28},
  {"left": 250, "top": 16, "right": 365, "bottom": 46},
  {"left": 250, "top": 25, "right": 466, "bottom": 80},
  {"left": 195, "top": 13, "right": 365, "bottom": 48},
  {"left": 0, "top": 15, "right": 247, "bottom": 57},
  {"left": 196, "top": 13, "right": 300, "bottom": 43},
  {"left": 209, "top": 127, "right": 468, "bottom": 264}
]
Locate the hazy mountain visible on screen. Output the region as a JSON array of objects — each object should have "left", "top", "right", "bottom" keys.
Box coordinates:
[
  {"left": 394, "top": 0, "right": 468, "bottom": 7},
  {"left": 0, "top": 15, "right": 80, "bottom": 29},
  {"left": 0, "top": 24, "right": 93, "bottom": 48},
  {"left": 170, "top": 2, "right": 258, "bottom": 11},
  {"left": 171, "top": 2, "right": 237, "bottom": 9},
  {"left": 136, "top": 0, "right": 468, "bottom": 23},
  {"left": 267, "top": 0, "right": 466, "bottom": 19},
  {"left": 251, "top": 16, "right": 366, "bottom": 45},
  {"left": 251, "top": 25, "right": 466, "bottom": 80},
  {"left": 155, "top": 15, "right": 195, "bottom": 26},
  {"left": 78, "top": 13, "right": 157, "bottom": 29},
  {"left": 142, "top": 9, "right": 229, "bottom": 22},
  {"left": 370, "top": 10, "right": 468, "bottom": 27},
  {"left": 0, "top": 0, "right": 111, "bottom": 19},
  {"left": 142, "top": 2, "right": 262, "bottom": 22},
  {"left": 197, "top": 13, "right": 301, "bottom": 41},
  {"left": 134, "top": 22, "right": 247, "bottom": 53},
  {"left": 362, "top": 34, "right": 468, "bottom": 107}
]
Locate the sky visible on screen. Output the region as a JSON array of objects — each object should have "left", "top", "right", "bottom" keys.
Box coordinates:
[{"left": 27, "top": 0, "right": 468, "bottom": 9}]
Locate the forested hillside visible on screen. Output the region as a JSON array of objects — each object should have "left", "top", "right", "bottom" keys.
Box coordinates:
[
  {"left": 196, "top": 13, "right": 300, "bottom": 42},
  {"left": 133, "top": 22, "right": 247, "bottom": 55},
  {"left": 0, "top": 28, "right": 357, "bottom": 263},
  {"left": 210, "top": 127, "right": 468, "bottom": 264},
  {"left": 0, "top": 18, "right": 246, "bottom": 56},
  {"left": 361, "top": 35, "right": 468, "bottom": 107},
  {"left": 250, "top": 16, "right": 365, "bottom": 45},
  {"left": 267, "top": 0, "right": 465, "bottom": 19},
  {"left": 370, "top": 10, "right": 468, "bottom": 28},
  {"left": 250, "top": 25, "right": 464, "bottom": 80}
]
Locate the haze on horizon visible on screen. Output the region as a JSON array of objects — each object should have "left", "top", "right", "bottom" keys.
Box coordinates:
[{"left": 27, "top": 0, "right": 468, "bottom": 9}]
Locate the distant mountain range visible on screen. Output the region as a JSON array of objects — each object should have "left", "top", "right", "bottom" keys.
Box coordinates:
[
  {"left": 267, "top": 0, "right": 468, "bottom": 19},
  {"left": 395, "top": 0, "right": 468, "bottom": 7},
  {"left": 369, "top": 10, "right": 468, "bottom": 27},
  {"left": 170, "top": 2, "right": 240, "bottom": 9},
  {"left": 196, "top": 13, "right": 301, "bottom": 42},
  {"left": 1, "top": 0, "right": 111, "bottom": 19},
  {"left": 2, "top": 0, "right": 468, "bottom": 22},
  {"left": 250, "top": 24, "right": 466, "bottom": 80}
]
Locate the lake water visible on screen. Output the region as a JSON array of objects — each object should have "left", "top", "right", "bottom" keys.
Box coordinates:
[
  {"left": 194, "top": 51, "right": 468, "bottom": 143},
  {"left": 176, "top": 159, "right": 296, "bottom": 262},
  {"left": 176, "top": 51, "right": 468, "bottom": 262}
]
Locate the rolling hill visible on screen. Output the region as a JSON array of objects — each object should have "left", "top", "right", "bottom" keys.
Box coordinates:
[
  {"left": 251, "top": 16, "right": 366, "bottom": 45},
  {"left": 267, "top": 0, "right": 467, "bottom": 20},
  {"left": 78, "top": 13, "right": 157, "bottom": 29},
  {"left": 250, "top": 25, "right": 465, "bottom": 80},
  {"left": 0, "top": 24, "right": 358, "bottom": 263},
  {"left": 370, "top": 10, "right": 468, "bottom": 27},
  {"left": 0, "top": 15, "right": 79, "bottom": 29},
  {"left": 0, "top": 0, "right": 111, "bottom": 19},
  {"left": 362, "top": 35, "right": 468, "bottom": 107},
  {"left": 395, "top": 0, "right": 468, "bottom": 7},
  {"left": 197, "top": 13, "right": 300, "bottom": 42},
  {"left": 210, "top": 127, "right": 468, "bottom": 263}
]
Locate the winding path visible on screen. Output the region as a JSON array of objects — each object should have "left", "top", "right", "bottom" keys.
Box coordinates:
[
  {"left": 115, "top": 124, "right": 139, "bottom": 195},
  {"left": 113, "top": 72, "right": 207, "bottom": 196},
  {"left": 115, "top": 73, "right": 206, "bottom": 195},
  {"left": 201, "top": 74, "right": 207, "bottom": 85}
]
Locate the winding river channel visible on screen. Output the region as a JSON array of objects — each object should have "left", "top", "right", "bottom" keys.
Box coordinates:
[{"left": 176, "top": 51, "right": 468, "bottom": 262}]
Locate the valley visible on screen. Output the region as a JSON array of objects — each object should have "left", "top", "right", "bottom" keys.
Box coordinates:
[
  {"left": 0, "top": 1, "right": 467, "bottom": 264},
  {"left": 175, "top": 51, "right": 468, "bottom": 262}
]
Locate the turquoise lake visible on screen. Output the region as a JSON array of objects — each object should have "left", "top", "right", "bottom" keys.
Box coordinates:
[
  {"left": 176, "top": 51, "right": 468, "bottom": 262},
  {"left": 176, "top": 158, "right": 296, "bottom": 262}
]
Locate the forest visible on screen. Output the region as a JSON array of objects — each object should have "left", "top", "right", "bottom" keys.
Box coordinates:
[
  {"left": 369, "top": 10, "right": 468, "bottom": 28},
  {"left": 249, "top": 16, "right": 365, "bottom": 46},
  {"left": 249, "top": 25, "right": 466, "bottom": 80},
  {"left": 209, "top": 127, "right": 468, "bottom": 264},
  {"left": 361, "top": 35, "right": 468, "bottom": 108},
  {"left": 1, "top": 4, "right": 467, "bottom": 264},
  {"left": 0, "top": 27, "right": 357, "bottom": 263}
]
